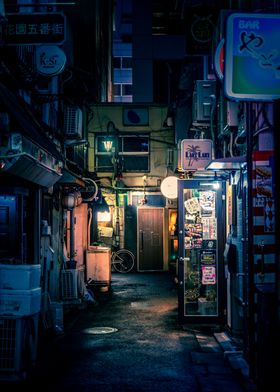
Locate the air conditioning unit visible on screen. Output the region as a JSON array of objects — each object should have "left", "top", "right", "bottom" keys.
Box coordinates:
[
  {"left": 61, "top": 269, "right": 79, "bottom": 300},
  {"left": 0, "top": 314, "right": 39, "bottom": 381},
  {"left": 63, "top": 106, "right": 83, "bottom": 138},
  {"left": 192, "top": 80, "right": 216, "bottom": 123},
  {"left": 61, "top": 268, "right": 85, "bottom": 300}
]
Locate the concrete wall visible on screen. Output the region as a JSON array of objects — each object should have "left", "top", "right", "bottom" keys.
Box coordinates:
[{"left": 88, "top": 103, "right": 176, "bottom": 188}]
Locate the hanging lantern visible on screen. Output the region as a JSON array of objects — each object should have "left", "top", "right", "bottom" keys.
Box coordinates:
[{"left": 62, "top": 192, "right": 75, "bottom": 209}]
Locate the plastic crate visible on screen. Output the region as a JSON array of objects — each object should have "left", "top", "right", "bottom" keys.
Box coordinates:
[
  {"left": 0, "top": 264, "right": 41, "bottom": 290},
  {"left": 0, "top": 288, "right": 42, "bottom": 317}
]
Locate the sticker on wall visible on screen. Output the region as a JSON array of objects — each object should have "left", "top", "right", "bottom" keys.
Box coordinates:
[
  {"left": 199, "top": 191, "right": 215, "bottom": 217},
  {"left": 184, "top": 223, "right": 203, "bottom": 249},
  {"left": 201, "top": 250, "right": 216, "bottom": 265},
  {"left": 202, "top": 266, "right": 216, "bottom": 285},
  {"left": 184, "top": 197, "right": 200, "bottom": 214},
  {"left": 264, "top": 198, "right": 275, "bottom": 233},
  {"left": 255, "top": 165, "right": 273, "bottom": 199},
  {"left": 202, "top": 240, "right": 216, "bottom": 250},
  {"left": 201, "top": 218, "right": 217, "bottom": 240}
]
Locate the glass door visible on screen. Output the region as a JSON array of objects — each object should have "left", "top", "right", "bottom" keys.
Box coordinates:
[{"left": 178, "top": 179, "right": 225, "bottom": 324}]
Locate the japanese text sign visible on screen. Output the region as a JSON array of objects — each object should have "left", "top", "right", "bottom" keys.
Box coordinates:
[
  {"left": 225, "top": 13, "right": 280, "bottom": 101},
  {"left": 1, "top": 13, "right": 66, "bottom": 45}
]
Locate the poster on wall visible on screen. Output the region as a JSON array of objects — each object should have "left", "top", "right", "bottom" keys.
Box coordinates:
[{"left": 253, "top": 152, "right": 275, "bottom": 233}]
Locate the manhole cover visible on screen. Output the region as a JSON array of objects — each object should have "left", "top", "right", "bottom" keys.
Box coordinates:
[{"left": 82, "top": 327, "right": 118, "bottom": 335}]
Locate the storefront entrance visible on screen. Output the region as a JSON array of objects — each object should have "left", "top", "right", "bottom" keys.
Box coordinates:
[{"left": 177, "top": 179, "right": 226, "bottom": 324}]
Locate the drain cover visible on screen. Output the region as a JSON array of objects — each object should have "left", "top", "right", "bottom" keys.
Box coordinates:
[{"left": 82, "top": 327, "right": 118, "bottom": 335}]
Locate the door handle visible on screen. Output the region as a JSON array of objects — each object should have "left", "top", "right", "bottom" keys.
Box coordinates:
[{"left": 179, "top": 257, "right": 190, "bottom": 264}]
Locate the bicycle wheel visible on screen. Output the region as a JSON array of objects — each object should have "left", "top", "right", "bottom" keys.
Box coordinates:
[{"left": 112, "top": 249, "right": 135, "bottom": 273}]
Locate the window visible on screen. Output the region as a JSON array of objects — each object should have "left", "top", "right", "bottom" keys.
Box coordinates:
[
  {"left": 113, "top": 56, "right": 132, "bottom": 70},
  {"left": 113, "top": 57, "right": 121, "bottom": 68},
  {"left": 113, "top": 84, "right": 121, "bottom": 96},
  {"left": 95, "top": 134, "right": 149, "bottom": 172},
  {"left": 113, "top": 83, "right": 133, "bottom": 102},
  {"left": 122, "top": 57, "right": 132, "bottom": 69},
  {"left": 122, "top": 84, "right": 132, "bottom": 96}
]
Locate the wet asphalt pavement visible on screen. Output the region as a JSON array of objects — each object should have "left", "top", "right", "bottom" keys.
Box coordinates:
[{"left": 5, "top": 272, "right": 251, "bottom": 391}]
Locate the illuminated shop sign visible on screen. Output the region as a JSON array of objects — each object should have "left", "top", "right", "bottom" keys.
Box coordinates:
[
  {"left": 36, "top": 45, "right": 67, "bottom": 76},
  {"left": 0, "top": 13, "right": 66, "bottom": 45},
  {"left": 181, "top": 139, "right": 213, "bottom": 171},
  {"left": 225, "top": 13, "right": 280, "bottom": 101}
]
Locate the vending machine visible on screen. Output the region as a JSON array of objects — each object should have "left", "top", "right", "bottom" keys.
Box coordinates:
[{"left": 177, "top": 179, "right": 226, "bottom": 324}]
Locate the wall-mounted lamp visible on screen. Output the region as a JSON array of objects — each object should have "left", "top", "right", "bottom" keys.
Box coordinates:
[
  {"left": 62, "top": 192, "right": 75, "bottom": 209},
  {"left": 103, "top": 121, "right": 118, "bottom": 152},
  {"left": 212, "top": 181, "right": 220, "bottom": 190},
  {"left": 199, "top": 172, "right": 220, "bottom": 189},
  {"left": 103, "top": 139, "right": 114, "bottom": 152},
  {"left": 199, "top": 182, "right": 220, "bottom": 189},
  {"left": 205, "top": 156, "right": 246, "bottom": 171},
  {"left": 97, "top": 211, "right": 111, "bottom": 222}
]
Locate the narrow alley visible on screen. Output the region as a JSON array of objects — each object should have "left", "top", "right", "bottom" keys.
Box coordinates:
[{"left": 15, "top": 272, "right": 254, "bottom": 392}]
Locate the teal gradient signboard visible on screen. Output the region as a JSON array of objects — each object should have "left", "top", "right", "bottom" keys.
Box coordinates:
[{"left": 225, "top": 13, "right": 280, "bottom": 101}]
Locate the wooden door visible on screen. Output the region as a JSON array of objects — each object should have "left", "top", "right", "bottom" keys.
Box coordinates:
[{"left": 138, "top": 207, "right": 163, "bottom": 271}]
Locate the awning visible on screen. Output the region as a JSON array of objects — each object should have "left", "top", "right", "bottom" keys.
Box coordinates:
[
  {"left": 205, "top": 156, "right": 246, "bottom": 171},
  {"left": 57, "top": 168, "right": 86, "bottom": 187},
  {"left": 4, "top": 152, "right": 62, "bottom": 188}
]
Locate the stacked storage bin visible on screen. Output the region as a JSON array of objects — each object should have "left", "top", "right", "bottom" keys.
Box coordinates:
[{"left": 0, "top": 264, "right": 41, "bottom": 381}]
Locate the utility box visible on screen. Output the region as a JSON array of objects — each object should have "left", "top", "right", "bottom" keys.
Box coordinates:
[
  {"left": 86, "top": 246, "right": 111, "bottom": 291},
  {"left": 193, "top": 80, "right": 216, "bottom": 123}
]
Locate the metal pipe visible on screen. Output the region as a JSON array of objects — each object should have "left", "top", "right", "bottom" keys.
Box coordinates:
[
  {"left": 69, "top": 208, "right": 75, "bottom": 267},
  {"left": 246, "top": 101, "right": 255, "bottom": 378}
]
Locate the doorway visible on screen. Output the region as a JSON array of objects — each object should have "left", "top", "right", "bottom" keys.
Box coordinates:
[
  {"left": 177, "top": 179, "right": 226, "bottom": 324},
  {"left": 137, "top": 207, "right": 164, "bottom": 271}
]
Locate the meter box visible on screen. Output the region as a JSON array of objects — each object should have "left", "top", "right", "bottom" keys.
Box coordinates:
[{"left": 193, "top": 80, "right": 216, "bottom": 123}]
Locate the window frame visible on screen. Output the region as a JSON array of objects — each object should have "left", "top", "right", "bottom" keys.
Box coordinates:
[{"left": 95, "top": 133, "right": 150, "bottom": 172}]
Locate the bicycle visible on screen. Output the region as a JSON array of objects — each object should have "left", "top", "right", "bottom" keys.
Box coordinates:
[{"left": 111, "top": 248, "right": 135, "bottom": 273}]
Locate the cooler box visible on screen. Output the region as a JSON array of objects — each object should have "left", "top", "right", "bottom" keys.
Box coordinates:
[
  {"left": 86, "top": 246, "right": 111, "bottom": 289},
  {"left": 0, "top": 288, "right": 42, "bottom": 316},
  {"left": 0, "top": 264, "right": 41, "bottom": 290}
]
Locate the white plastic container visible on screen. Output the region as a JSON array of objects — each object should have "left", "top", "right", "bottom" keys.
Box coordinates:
[
  {"left": 0, "top": 287, "right": 42, "bottom": 316},
  {"left": 0, "top": 264, "right": 41, "bottom": 290}
]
